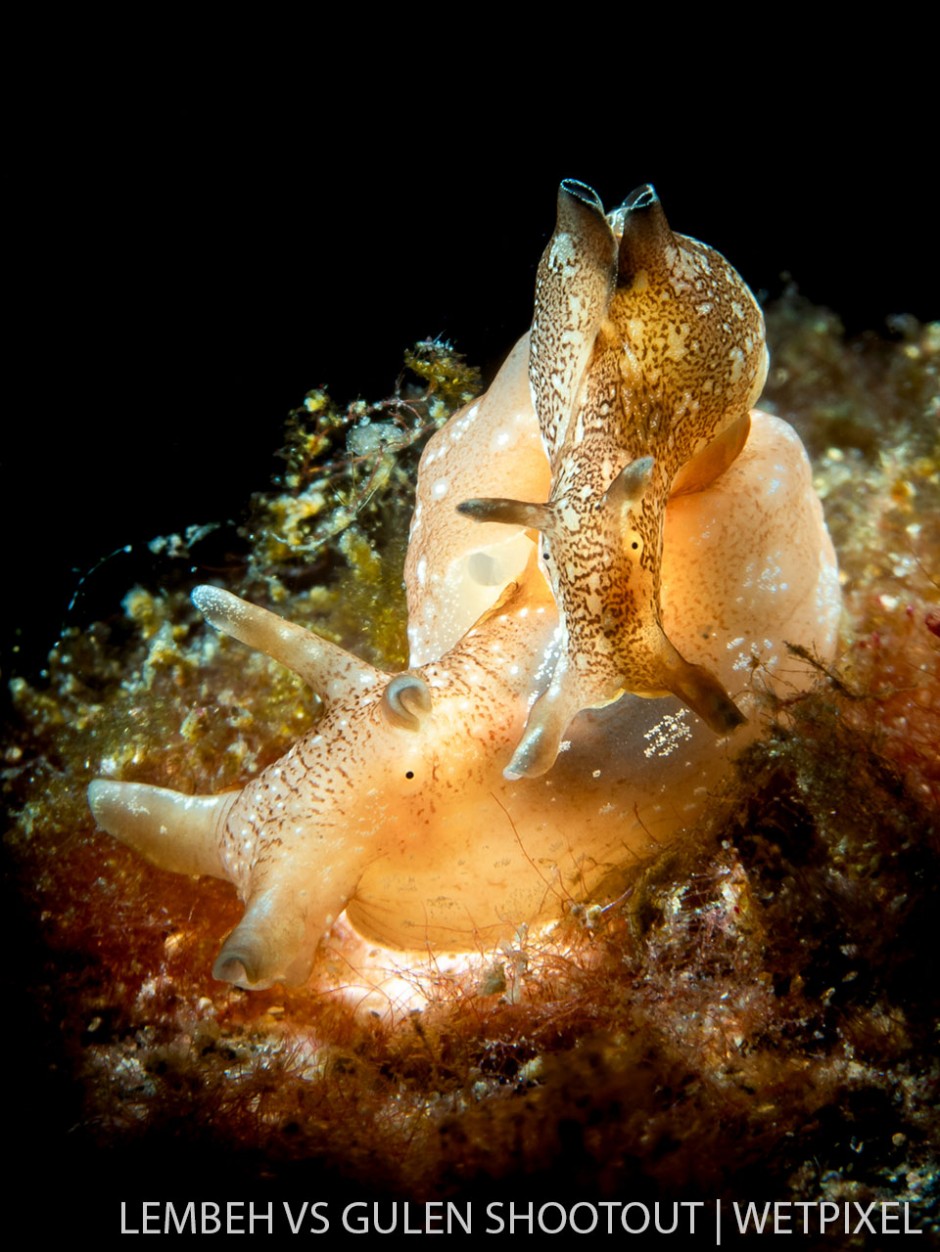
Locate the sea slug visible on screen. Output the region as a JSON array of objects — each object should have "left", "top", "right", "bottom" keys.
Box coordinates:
[
  {"left": 88, "top": 182, "right": 840, "bottom": 990},
  {"left": 456, "top": 181, "right": 767, "bottom": 777}
]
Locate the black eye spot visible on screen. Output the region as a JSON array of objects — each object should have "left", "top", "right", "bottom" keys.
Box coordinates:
[
  {"left": 631, "top": 541, "right": 639, "bottom": 550},
  {"left": 405, "top": 770, "right": 415, "bottom": 780}
]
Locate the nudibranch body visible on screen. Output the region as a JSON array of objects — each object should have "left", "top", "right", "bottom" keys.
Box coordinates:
[
  {"left": 88, "top": 183, "right": 841, "bottom": 991},
  {"left": 458, "top": 182, "right": 768, "bottom": 778}
]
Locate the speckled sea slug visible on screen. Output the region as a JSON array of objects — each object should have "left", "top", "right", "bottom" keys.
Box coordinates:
[{"left": 89, "top": 182, "right": 841, "bottom": 990}]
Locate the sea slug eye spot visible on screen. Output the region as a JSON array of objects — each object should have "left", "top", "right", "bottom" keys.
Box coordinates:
[
  {"left": 631, "top": 541, "right": 639, "bottom": 550},
  {"left": 405, "top": 770, "right": 415, "bottom": 780}
]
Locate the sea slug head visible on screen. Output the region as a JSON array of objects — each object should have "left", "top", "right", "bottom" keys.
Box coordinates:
[
  {"left": 87, "top": 573, "right": 562, "bottom": 989},
  {"left": 607, "top": 182, "right": 769, "bottom": 491},
  {"left": 460, "top": 180, "right": 767, "bottom": 776}
]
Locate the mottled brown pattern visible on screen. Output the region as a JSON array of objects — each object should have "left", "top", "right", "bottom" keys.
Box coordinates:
[{"left": 471, "top": 182, "right": 767, "bottom": 776}]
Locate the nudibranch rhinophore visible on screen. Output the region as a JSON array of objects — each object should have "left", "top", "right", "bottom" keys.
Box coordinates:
[{"left": 88, "top": 181, "right": 841, "bottom": 991}]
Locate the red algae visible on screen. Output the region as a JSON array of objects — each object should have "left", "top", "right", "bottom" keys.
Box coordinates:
[{"left": 4, "top": 308, "right": 938, "bottom": 1236}]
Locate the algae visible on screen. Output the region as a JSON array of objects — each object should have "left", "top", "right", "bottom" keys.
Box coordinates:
[{"left": 3, "top": 303, "right": 937, "bottom": 1238}]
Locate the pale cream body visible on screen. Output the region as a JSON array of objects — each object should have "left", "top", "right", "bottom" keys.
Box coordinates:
[
  {"left": 89, "top": 406, "right": 839, "bottom": 988},
  {"left": 87, "top": 182, "right": 840, "bottom": 991},
  {"left": 362, "top": 408, "right": 841, "bottom": 948}
]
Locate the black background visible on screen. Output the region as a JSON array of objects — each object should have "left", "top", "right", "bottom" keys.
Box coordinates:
[{"left": 6, "top": 57, "right": 937, "bottom": 682}]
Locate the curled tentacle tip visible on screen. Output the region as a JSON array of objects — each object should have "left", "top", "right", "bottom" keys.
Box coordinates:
[
  {"left": 213, "top": 952, "right": 253, "bottom": 988},
  {"left": 382, "top": 673, "right": 432, "bottom": 731}
]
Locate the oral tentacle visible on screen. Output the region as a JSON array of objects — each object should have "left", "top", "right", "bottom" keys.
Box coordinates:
[
  {"left": 88, "top": 780, "right": 235, "bottom": 880},
  {"left": 193, "top": 584, "right": 387, "bottom": 699}
]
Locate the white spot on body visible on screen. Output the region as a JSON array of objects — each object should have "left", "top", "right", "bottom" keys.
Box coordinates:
[
  {"left": 559, "top": 503, "right": 580, "bottom": 532},
  {"left": 643, "top": 711, "right": 693, "bottom": 758}
]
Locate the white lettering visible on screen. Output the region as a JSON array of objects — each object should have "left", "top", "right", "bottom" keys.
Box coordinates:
[
  {"left": 283, "top": 1201, "right": 329, "bottom": 1234},
  {"left": 655, "top": 1203, "right": 680, "bottom": 1235},
  {"left": 283, "top": 1202, "right": 309, "bottom": 1236},
  {"left": 683, "top": 1201, "right": 704, "bottom": 1234},
  {"left": 119, "top": 1196, "right": 137, "bottom": 1236},
  {"left": 794, "top": 1202, "right": 814, "bottom": 1233},
  {"left": 773, "top": 1202, "right": 792, "bottom": 1234},
  {"left": 343, "top": 1202, "right": 368, "bottom": 1234},
  {"left": 120, "top": 1202, "right": 139, "bottom": 1235},
  {"left": 622, "top": 1203, "right": 650, "bottom": 1234},
  {"left": 538, "top": 1202, "right": 566, "bottom": 1234},
  {"left": 142, "top": 1201, "right": 162, "bottom": 1234},
  {"left": 598, "top": 1202, "right": 618, "bottom": 1234},
  {"left": 485, "top": 1202, "right": 505, "bottom": 1234},
  {"left": 164, "top": 1202, "right": 195, "bottom": 1235},
  {"left": 400, "top": 1205, "right": 421, "bottom": 1235},
  {"left": 425, "top": 1202, "right": 443, "bottom": 1234},
  {"left": 853, "top": 1201, "right": 877, "bottom": 1235},
  {"left": 510, "top": 1202, "right": 534, "bottom": 1234},
  {"left": 568, "top": 1203, "right": 597, "bottom": 1234},
  {"left": 733, "top": 1201, "right": 771, "bottom": 1234},
  {"left": 227, "top": 1201, "right": 245, "bottom": 1235},
  {"left": 819, "top": 1202, "right": 840, "bottom": 1232},
  {"left": 483, "top": 1199, "right": 705, "bottom": 1237},
  {"left": 248, "top": 1202, "right": 273, "bottom": 1234},
  {"left": 446, "top": 1203, "right": 472, "bottom": 1235}
]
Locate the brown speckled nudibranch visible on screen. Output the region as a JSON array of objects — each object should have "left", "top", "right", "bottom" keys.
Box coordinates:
[
  {"left": 459, "top": 182, "right": 767, "bottom": 777},
  {"left": 89, "top": 181, "right": 841, "bottom": 990}
]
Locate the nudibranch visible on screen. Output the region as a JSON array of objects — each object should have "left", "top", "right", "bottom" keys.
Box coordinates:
[
  {"left": 457, "top": 181, "right": 767, "bottom": 778},
  {"left": 88, "top": 182, "right": 841, "bottom": 991}
]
